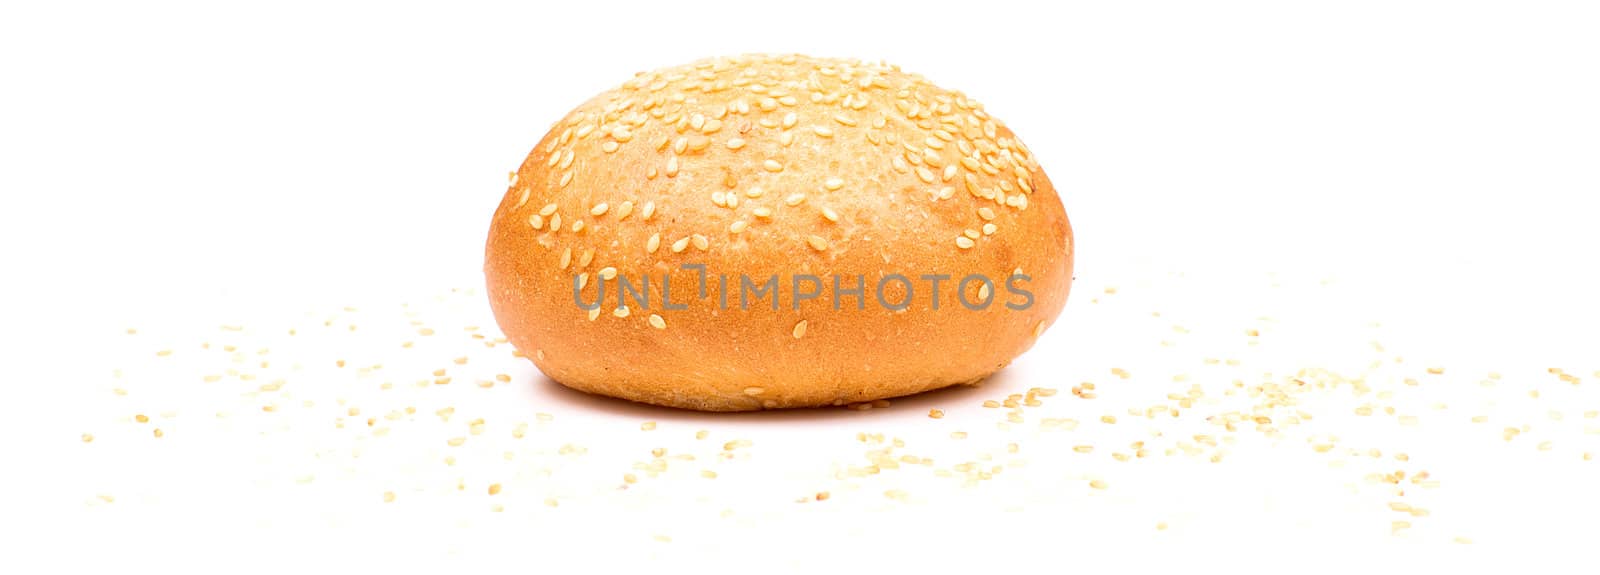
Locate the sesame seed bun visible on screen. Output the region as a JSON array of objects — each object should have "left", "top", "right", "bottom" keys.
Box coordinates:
[{"left": 486, "top": 54, "right": 1073, "bottom": 411}]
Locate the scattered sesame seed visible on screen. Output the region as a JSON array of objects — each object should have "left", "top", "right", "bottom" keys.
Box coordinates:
[
  {"left": 763, "top": 159, "right": 784, "bottom": 172},
  {"left": 955, "top": 236, "right": 976, "bottom": 249},
  {"left": 806, "top": 235, "right": 829, "bottom": 251},
  {"left": 590, "top": 203, "right": 609, "bottom": 216},
  {"left": 648, "top": 314, "right": 666, "bottom": 330},
  {"left": 792, "top": 320, "right": 808, "bottom": 339}
]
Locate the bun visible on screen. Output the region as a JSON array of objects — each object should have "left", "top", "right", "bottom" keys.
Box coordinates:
[{"left": 485, "top": 54, "right": 1073, "bottom": 411}]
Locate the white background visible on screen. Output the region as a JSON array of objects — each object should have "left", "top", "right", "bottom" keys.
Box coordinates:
[{"left": 4, "top": 0, "right": 1599, "bottom": 572}]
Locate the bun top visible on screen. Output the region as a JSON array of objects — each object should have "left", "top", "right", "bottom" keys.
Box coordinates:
[{"left": 487, "top": 53, "right": 1072, "bottom": 409}]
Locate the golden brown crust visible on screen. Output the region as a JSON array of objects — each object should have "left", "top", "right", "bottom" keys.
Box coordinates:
[{"left": 485, "top": 54, "right": 1073, "bottom": 411}]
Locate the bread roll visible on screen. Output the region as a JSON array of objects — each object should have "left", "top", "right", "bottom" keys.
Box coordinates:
[{"left": 486, "top": 54, "right": 1073, "bottom": 411}]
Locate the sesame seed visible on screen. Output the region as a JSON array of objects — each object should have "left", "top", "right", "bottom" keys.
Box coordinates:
[
  {"left": 571, "top": 219, "right": 584, "bottom": 233},
  {"left": 647, "top": 233, "right": 661, "bottom": 254},
  {"left": 785, "top": 193, "right": 806, "bottom": 206},
  {"left": 730, "top": 220, "right": 748, "bottom": 234},
  {"left": 590, "top": 203, "right": 609, "bottom": 216},
  {"left": 1089, "top": 479, "right": 1108, "bottom": 490},
  {"left": 648, "top": 314, "right": 666, "bottom": 329},
  {"left": 671, "top": 237, "right": 690, "bottom": 253},
  {"left": 929, "top": 409, "right": 945, "bottom": 419},
  {"left": 488, "top": 483, "right": 502, "bottom": 495},
  {"left": 820, "top": 207, "right": 839, "bottom": 222},
  {"left": 753, "top": 207, "right": 773, "bottom": 218},
  {"left": 665, "top": 155, "right": 679, "bottom": 177},
  {"left": 746, "top": 186, "right": 765, "bottom": 198},
  {"left": 616, "top": 201, "right": 633, "bottom": 219},
  {"left": 743, "top": 387, "right": 765, "bottom": 396},
  {"left": 763, "top": 159, "right": 784, "bottom": 172},
  {"left": 528, "top": 213, "right": 544, "bottom": 230},
  {"left": 833, "top": 113, "right": 857, "bottom": 126},
  {"left": 782, "top": 112, "right": 797, "bottom": 129},
  {"left": 383, "top": 491, "right": 396, "bottom": 503},
  {"left": 726, "top": 138, "right": 746, "bottom": 150},
  {"left": 916, "top": 166, "right": 935, "bottom": 183},
  {"left": 642, "top": 201, "right": 656, "bottom": 220},
  {"left": 613, "top": 306, "right": 630, "bottom": 318},
  {"left": 792, "top": 320, "right": 808, "bottom": 339},
  {"left": 964, "top": 228, "right": 980, "bottom": 240},
  {"left": 598, "top": 267, "right": 617, "bottom": 280},
  {"left": 540, "top": 203, "right": 559, "bottom": 217},
  {"left": 978, "top": 207, "right": 996, "bottom": 220},
  {"left": 692, "top": 234, "right": 709, "bottom": 250},
  {"left": 601, "top": 141, "right": 619, "bottom": 153},
  {"left": 955, "top": 236, "right": 975, "bottom": 249},
  {"left": 812, "top": 125, "right": 833, "bottom": 137},
  {"left": 806, "top": 235, "right": 829, "bottom": 251},
  {"left": 549, "top": 213, "right": 562, "bottom": 232},
  {"left": 823, "top": 177, "right": 844, "bottom": 191}
]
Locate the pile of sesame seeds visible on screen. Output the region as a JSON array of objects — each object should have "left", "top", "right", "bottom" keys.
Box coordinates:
[{"left": 68, "top": 270, "right": 1600, "bottom": 565}]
